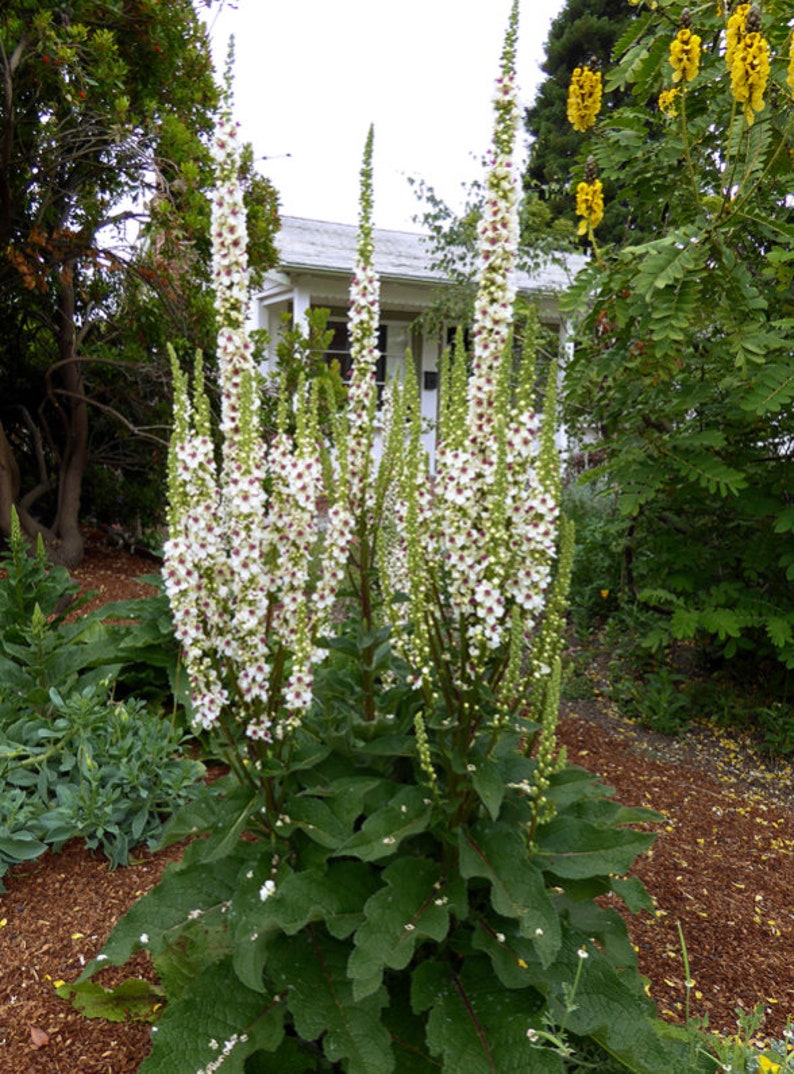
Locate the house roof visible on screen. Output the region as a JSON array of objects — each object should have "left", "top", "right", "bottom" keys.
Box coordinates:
[{"left": 274, "top": 215, "right": 586, "bottom": 296}]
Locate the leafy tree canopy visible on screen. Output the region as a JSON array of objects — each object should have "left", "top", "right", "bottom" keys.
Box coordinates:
[
  {"left": 0, "top": 1, "right": 279, "bottom": 564},
  {"left": 562, "top": 0, "right": 794, "bottom": 674}
]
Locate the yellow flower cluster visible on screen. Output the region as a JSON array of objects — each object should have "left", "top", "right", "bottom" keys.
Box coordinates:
[
  {"left": 658, "top": 86, "right": 680, "bottom": 117},
  {"left": 789, "top": 34, "right": 794, "bottom": 97},
  {"left": 669, "top": 27, "right": 702, "bottom": 82},
  {"left": 575, "top": 179, "right": 604, "bottom": 236},
  {"left": 566, "top": 65, "right": 602, "bottom": 132},
  {"left": 730, "top": 30, "right": 770, "bottom": 124},
  {"left": 725, "top": 3, "right": 750, "bottom": 69}
]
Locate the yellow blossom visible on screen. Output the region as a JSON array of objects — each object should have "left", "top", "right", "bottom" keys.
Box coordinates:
[
  {"left": 567, "top": 65, "right": 602, "bottom": 132},
  {"left": 730, "top": 30, "right": 770, "bottom": 124},
  {"left": 758, "top": 1057, "right": 781, "bottom": 1074},
  {"left": 658, "top": 87, "right": 680, "bottom": 117},
  {"left": 725, "top": 3, "right": 750, "bottom": 70},
  {"left": 787, "top": 34, "right": 794, "bottom": 97},
  {"left": 669, "top": 27, "right": 702, "bottom": 83},
  {"left": 575, "top": 179, "right": 604, "bottom": 237}
]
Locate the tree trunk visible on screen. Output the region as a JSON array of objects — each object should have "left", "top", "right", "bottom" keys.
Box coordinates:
[
  {"left": 49, "top": 261, "right": 86, "bottom": 567},
  {"left": 0, "top": 420, "right": 61, "bottom": 551}
]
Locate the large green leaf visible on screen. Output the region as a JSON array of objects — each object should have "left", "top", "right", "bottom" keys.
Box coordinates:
[
  {"left": 381, "top": 974, "right": 441, "bottom": 1073},
  {"left": 267, "top": 929, "right": 394, "bottom": 1074},
  {"left": 230, "top": 860, "right": 377, "bottom": 993},
  {"left": 348, "top": 857, "right": 458, "bottom": 1000},
  {"left": 533, "top": 816, "right": 654, "bottom": 880},
  {"left": 542, "top": 939, "right": 679, "bottom": 1074},
  {"left": 139, "top": 956, "right": 284, "bottom": 1074},
  {"left": 338, "top": 785, "right": 431, "bottom": 861},
  {"left": 458, "top": 822, "right": 560, "bottom": 967},
  {"left": 412, "top": 957, "right": 563, "bottom": 1074},
  {"left": 82, "top": 843, "right": 258, "bottom": 974},
  {"left": 56, "top": 978, "right": 164, "bottom": 1023}
]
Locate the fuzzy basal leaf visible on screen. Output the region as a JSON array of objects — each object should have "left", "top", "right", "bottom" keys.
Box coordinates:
[
  {"left": 230, "top": 860, "right": 378, "bottom": 992},
  {"left": 267, "top": 929, "right": 394, "bottom": 1074},
  {"left": 338, "top": 785, "right": 431, "bottom": 862},
  {"left": 533, "top": 816, "right": 654, "bottom": 881},
  {"left": 348, "top": 857, "right": 457, "bottom": 1000},
  {"left": 412, "top": 957, "right": 563, "bottom": 1074},
  {"left": 81, "top": 844, "right": 258, "bottom": 976},
  {"left": 458, "top": 821, "right": 561, "bottom": 968},
  {"left": 139, "top": 956, "right": 284, "bottom": 1074}
]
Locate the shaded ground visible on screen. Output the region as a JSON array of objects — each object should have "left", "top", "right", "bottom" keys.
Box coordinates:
[{"left": 0, "top": 532, "right": 792, "bottom": 1071}]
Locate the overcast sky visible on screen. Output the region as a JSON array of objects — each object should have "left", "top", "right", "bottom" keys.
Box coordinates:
[{"left": 203, "top": 0, "right": 567, "bottom": 231}]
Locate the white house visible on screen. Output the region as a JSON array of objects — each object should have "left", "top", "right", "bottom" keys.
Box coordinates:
[{"left": 255, "top": 215, "right": 586, "bottom": 465}]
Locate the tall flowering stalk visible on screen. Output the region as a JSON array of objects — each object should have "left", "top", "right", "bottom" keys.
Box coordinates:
[
  {"left": 163, "top": 105, "right": 349, "bottom": 748},
  {"left": 381, "top": 0, "right": 569, "bottom": 814}
]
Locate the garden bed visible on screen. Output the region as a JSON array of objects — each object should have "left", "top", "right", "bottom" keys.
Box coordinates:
[{"left": 0, "top": 534, "right": 791, "bottom": 1071}]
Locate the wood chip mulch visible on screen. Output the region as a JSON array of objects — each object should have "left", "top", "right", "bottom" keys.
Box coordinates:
[{"left": 0, "top": 533, "right": 792, "bottom": 1071}]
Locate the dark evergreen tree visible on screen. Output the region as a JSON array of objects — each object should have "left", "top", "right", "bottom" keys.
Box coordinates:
[{"left": 524, "top": 0, "right": 634, "bottom": 243}]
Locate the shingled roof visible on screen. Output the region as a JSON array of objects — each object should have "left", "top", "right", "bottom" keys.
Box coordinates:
[{"left": 275, "top": 215, "right": 586, "bottom": 295}]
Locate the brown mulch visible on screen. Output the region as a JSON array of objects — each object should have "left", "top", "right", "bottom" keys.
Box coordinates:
[{"left": 0, "top": 532, "right": 792, "bottom": 1071}]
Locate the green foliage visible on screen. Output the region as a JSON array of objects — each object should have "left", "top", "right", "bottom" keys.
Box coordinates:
[
  {"left": 561, "top": 480, "right": 623, "bottom": 633},
  {"left": 562, "top": 0, "right": 794, "bottom": 679},
  {"left": 0, "top": 682, "right": 204, "bottom": 888},
  {"left": 76, "top": 635, "right": 703, "bottom": 1073},
  {"left": 0, "top": 512, "right": 203, "bottom": 887},
  {"left": 0, "top": 514, "right": 181, "bottom": 719},
  {"left": 0, "top": 0, "right": 279, "bottom": 550},
  {"left": 56, "top": 978, "right": 165, "bottom": 1024}
]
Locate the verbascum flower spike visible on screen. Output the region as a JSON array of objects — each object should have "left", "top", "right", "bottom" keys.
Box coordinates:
[
  {"left": 669, "top": 11, "right": 702, "bottom": 83},
  {"left": 788, "top": 33, "right": 794, "bottom": 97},
  {"left": 729, "top": 6, "right": 770, "bottom": 125},
  {"left": 575, "top": 156, "right": 604, "bottom": 238},
  {"left": 344, "top": 125, "right": 380, "bottom": 517},
  {"left": 566, "top": 63, "right": 602, "bottom": 132},
  {"left": 468, "top": 0, "right": 519, "bottom": 451},
  {"left": 163, "top": 346, "right": 229, "bottom": 731}
]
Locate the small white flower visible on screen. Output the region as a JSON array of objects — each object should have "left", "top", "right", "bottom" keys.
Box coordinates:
[
  {"left": 139, "top": 933, "right": 149, "bottom": 945},
  {"left": 534, "top": 928, "right": 544, "bottom": 937},
  {"left": 209, "top": 1039, "right": 219, "bottom": 1051},
  {"left": 404, "top": 923, "right": 416, "bottom": 932},
  {"left": 259, "top": 879, "right": 276, "bottom": 902},
  {"left": 577, "top": 946, "right": 589, "bottom": 959},
  {"left": 95, "top": 954, "right": 108, "bottom": 962},
  {"left": 495, "top": 932, "right": 506, "bottom": 944},
  {"left": 382, "top": 835, "right": 396, "bottom": 846},
  {"left": 526, "top": 1028, "right": 539, "bottom": 1042}
]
